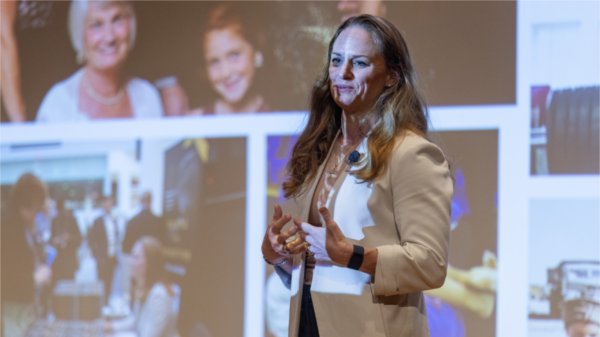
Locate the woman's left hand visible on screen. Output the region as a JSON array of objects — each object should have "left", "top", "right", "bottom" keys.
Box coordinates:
[{"left": 297, "top": 207, "right": 353, "bottom": 266}]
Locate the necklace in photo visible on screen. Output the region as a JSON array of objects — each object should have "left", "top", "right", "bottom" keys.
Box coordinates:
[{"left": 84, "top": 77, "right": 125, "bottom": 106}]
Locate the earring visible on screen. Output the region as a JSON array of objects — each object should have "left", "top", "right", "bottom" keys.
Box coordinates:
[{"left": 255, "top": 52, "right": 264, "bottom": 68}]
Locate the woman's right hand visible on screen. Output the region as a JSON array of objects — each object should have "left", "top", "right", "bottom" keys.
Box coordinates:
[{"left": 262, "top": 204, "right": 308, "bottom": 264}]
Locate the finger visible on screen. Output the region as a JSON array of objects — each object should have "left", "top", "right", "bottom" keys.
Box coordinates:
[
  {"left": 319, "top": 207, "right": 345, "bottom": 239},
  {"left": 277, "top": 226, "right": 299, "bottom": 245},
  {"left": 271, "top": 214, "right": 291, "bottom": 235},
  {"left": 319, "top": 207, "right": 334, "bottom": 226},
  {"left": 289, "top": 241, "right": 310, "bottom": 255},
  {"left": 272, "top": 204, "right": 283, "bottom": 221},
  {"left": 286, "top": 234, "right": 303, "bottom": 247},
  {"left": 286, "top": 236, "right": 304, "bottom": 249},
  {"left": 293, "top": 218, "right": 303, "bottom": 230}
]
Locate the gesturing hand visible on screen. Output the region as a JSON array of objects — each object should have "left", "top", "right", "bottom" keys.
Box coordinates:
[
  {"left": 294, "top": 208, "right": 356, "bottom": 265},
  {"left": 262, "top": 205, "right": 308, "bottom": 263},
  {"left": 296, "top": 220, "right": 330, "bottom": 262}
]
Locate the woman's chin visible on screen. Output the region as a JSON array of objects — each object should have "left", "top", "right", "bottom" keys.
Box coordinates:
[
  {"left": 220, "top": 93, "right": 247, "bottom": 106},
  {"left": 86, "top": 60, "right": 126, "bottom": 73}
]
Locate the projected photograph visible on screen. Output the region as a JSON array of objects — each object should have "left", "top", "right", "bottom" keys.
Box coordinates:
[
  {"left": 1, "top": 137, "right": 246, "bottom": 337},
  {"left": 528, "top": 199, "right": 600, "bottom": 337},
  {"left": 528, "top": 2, "right": 600, "bottom": 175},
  {"left": 530, "top": 85, "right": 600, "bottom": 175},
  {"left": 1, "top": 1, "right": 515, "bottom": 123},
  {"left": 264, "top": 130, "right": 499, "bottom": 337}
]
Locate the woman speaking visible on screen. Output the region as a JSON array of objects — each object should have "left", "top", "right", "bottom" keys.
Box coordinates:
[{"left": 262, "top": 15, "right": 453, "bottom": 337}]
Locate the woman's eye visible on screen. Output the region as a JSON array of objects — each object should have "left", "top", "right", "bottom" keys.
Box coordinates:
[
  {"left": 330, "top": 57, "right": 341, "bottom": 66},
  {"left": 227, "top": 51, "right": 242, "bottom": 61},
  {"left": 113, "top": 14, "right": 125, "bottom": 24},
  {"left": 89, "top": 21, "right": 102, "bottom": 29},
  {"left": 207, "top": 58, "right": 219, "bottom": 67},
  {"left": 354, "top": 60, "right": 368, "bottom": 67}
]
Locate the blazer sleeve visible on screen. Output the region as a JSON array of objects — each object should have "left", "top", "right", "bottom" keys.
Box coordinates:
[{"left": 372, "top": 135, "right": 453, "bottom": 296}]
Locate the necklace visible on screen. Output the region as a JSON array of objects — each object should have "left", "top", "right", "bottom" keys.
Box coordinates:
[
  {"left": 84, "top": 77, "right": 125, "bottom": 106},
  {"left": 318, "top": 134, "right": 363, "bottom": 210}
]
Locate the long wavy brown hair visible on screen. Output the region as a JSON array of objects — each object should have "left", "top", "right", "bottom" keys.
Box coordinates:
[{"left": 283, "top": 15, "right": 428, "bottom": 198}]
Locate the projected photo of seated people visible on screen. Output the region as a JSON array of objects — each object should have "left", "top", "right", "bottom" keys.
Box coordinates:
[
  {"left": 36, "top": 0, "right": 163, "bottom": 122},
  {"left": 105, "top": 236, "right": 178, "bottom": 337},
  {"left": 191, "top": 4, "right": 269, "bottom": 115}
]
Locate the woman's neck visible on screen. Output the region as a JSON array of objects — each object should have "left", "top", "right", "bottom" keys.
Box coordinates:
[
  {"left": 85, "top": 67, "right": 124, "bottom": 96},
  {"left": 340, "top": 111, "right": 379, "bottom": 146}
]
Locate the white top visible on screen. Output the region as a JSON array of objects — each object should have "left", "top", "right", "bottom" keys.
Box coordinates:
[
  {"left": 112, "top": 283, "right": 178, "bottom": 337},
  {"left": 36, "top": 69, "right": 163, "bottom": 122}
]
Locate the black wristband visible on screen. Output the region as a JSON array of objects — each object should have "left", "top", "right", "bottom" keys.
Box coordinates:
[{"left": 347, "top": 244, "right": 364, "bottom": 270}]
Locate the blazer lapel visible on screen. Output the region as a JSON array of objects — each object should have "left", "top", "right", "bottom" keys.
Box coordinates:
[{"left": 288, "top": 131, "right": 341, "bottom": 337}]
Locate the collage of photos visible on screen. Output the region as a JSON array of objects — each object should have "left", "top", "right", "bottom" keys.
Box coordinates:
[
  {"left": 530, "top": 84, "right": 599, "bottom": 175},
  {"left": 528, "top": 0, "right": 599, "bottom": 175},
  {"left": 525, "top": 2, "right": 600, "bottom": 337},
  {"left": 1, "top": 137, "right": 246, "bottom": 337},
  {"left": 2, "top": 1, "right": 598, "bottom": 337},
  {"left": 1, "top": 0, "right": 515, "bottom": 123}
]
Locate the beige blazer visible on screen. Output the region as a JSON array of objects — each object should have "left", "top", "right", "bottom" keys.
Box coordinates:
[{"left": 282, "top": 130, "right": 453, "bottom": 337}]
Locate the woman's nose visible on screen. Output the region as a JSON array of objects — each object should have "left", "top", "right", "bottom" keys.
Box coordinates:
[
  {"left": 220, "top": 61, "right": 235, "bottom": 79},
  {"left": 102, "top": 24, "right": 117, "bottom": 42},
  {"left": 212, "top": 63, "right": 231, "bottom": 82},
  {"left": 340, "top": 61, "right": 353, "bottom": 80}
]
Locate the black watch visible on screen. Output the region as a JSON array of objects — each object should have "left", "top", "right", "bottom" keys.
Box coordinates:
[{"left": 347, "top": 244, "right": 364, "bottom": 270}]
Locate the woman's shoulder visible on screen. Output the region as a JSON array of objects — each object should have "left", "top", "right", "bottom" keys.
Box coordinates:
[
  {"left": 44, "top": 69, "right": 83, "bottom": 98},
  {"left": 127, "top": 77, "right": 159, "bottom": 94},
  {"left": 126, "top": 77, "right": 164, "bottom": 118},
  {"left": 36, "top": 70, "right": 84, "bottom": 122},
  {"left": 394, "top": 130, "right": 442, "bottom": 151},
  {"left": 391, "top": 130, "right": 447, "bottom": 167}
]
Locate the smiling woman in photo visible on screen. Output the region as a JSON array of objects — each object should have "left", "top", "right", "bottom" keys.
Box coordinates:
[
  {"left": 36, "top": 0, "right": 163, "bottom": 122},
  {"left": 192, "top": 4, "right": 268, "bottom": 115}
]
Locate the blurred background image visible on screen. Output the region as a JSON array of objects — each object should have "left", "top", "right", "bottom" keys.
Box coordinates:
[
  {"left": 1, "top": 137, "right": 246, "bottom": 337},
  {"left": 1, "top": 1, "right": 598, "bottom": 337}
]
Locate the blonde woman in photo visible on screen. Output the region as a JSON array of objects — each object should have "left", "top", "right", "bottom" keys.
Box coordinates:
[{"left": 36, "top": 0, "right": 163, "bottom": 122}]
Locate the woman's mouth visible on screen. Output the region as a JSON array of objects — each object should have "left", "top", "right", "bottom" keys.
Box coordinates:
[
  {"left": 335, "top": 85, "right": 354, "bottom": 93},
  {"left": 224, "top": 77, "right": 242, "bottom": 92}
]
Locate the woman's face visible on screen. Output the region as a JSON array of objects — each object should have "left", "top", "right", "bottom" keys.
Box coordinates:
[
  {"left": 329, "top": 26, "right": 393, "bottom": 116},
  {"left": 131, "top": 242, "right": 147, "bottom": 282},
  {"left": 84, "top": 3, "right": 131, "bottom": 71},
  {"left": 204, "top": 27, "right": 256, "bottom": 104}
]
